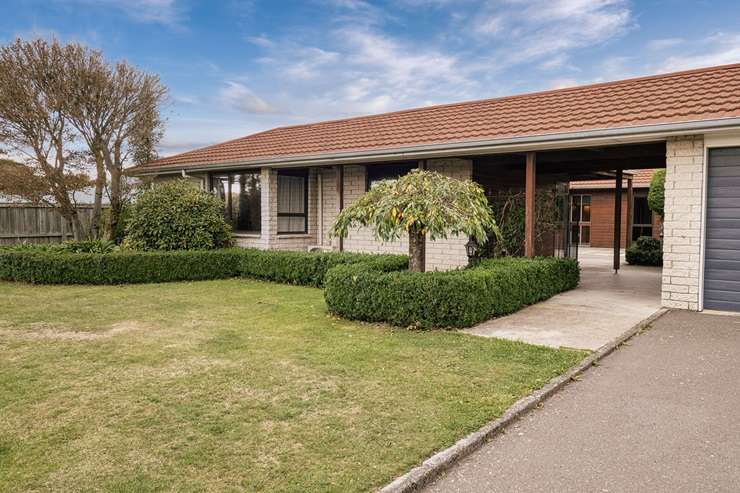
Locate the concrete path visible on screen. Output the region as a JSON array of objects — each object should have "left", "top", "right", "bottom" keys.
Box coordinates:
[
  {"left": 425, "top": 310, "right": 740, "bottom": 493},
  {"left": 465, "top": 248, "right": 662, "bottom": 350}
]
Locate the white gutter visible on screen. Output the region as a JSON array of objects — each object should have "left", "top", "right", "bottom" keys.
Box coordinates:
[{"left": 134, "top": 117, "right": 740, "bottom": 176}]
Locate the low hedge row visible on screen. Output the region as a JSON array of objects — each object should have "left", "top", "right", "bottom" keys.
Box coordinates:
[
  {"left": 0, "top": 249, "right": 244, "bottom": 285},
  {"left": 237, "top": 249, "right": 408, "bottom": 287},
  {"left": 324, "top": 257, "right": 580, "bottom": 329},
  {"left": 0, "top": 248, "right": 407, "bottom": 286}
]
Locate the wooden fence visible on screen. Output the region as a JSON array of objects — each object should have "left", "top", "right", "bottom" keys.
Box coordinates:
[{"left": 0, "top": 204, "right": 96, "bottom": 245}]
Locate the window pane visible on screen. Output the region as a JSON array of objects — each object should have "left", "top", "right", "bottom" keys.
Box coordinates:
[
  {"left": 367, "top": 163, "right": 416, "bottom": 189},
  {"left": 210, "top": 172, "right": 260, "bottom": 233},
  {"left": 233, "top": 172, "right": 261, "bottom": 232},
  {"left": 571, "top": 224, "right": 580, "bottom": 244},
  {"left": 571, "top": 196, "right": 581, "bottom": 222},
  {"left": 581, "top": 196, "right": 591, "bottom": 222},
  {"left": 581, "top": 225, "right": 590, "bottom": 244},
  {"left": 212, "top": 175, "right": 231, "bottom": 221},
  {"left": 277, "top": 170, "right": 307, "bottom": 233},
  {"left": 632, "top": 225, "right": 653, "bottom": 241},
  {"left": 278, "top": 175, "right": 305, "bottom": 214},
  {"left": 633, "top": 195, "right": 651, "bottom": 225},
  {"left": 278, "top": 216, "right": 306, "bottom": 233}
]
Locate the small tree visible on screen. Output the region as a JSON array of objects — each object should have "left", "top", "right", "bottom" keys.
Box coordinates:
[
  {"left": 648, "top": 169, "right": 665, "bottom": 218},
  {"left": 124, "top": 180, "right": 232, "bottom": 251},
  {"left": 331, "top": 169, "right": 498, "bottom": 272},
  {"left": 0, "top": 39, "right": 93, "bottom": 239}
]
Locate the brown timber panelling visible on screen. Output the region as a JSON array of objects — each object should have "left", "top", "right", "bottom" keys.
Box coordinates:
[{"left": 0, "top": 205, "right": 95, "bottom": 245}]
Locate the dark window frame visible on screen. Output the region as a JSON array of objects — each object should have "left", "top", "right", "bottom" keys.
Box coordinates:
[
  {"left": 277, "top": 169, "right": 309, "bottom": 235},
  {"left": 365, "top": 162, "right": 418, "bottom": 191},
  {"left": 209, "top": 170, "right": 262, "bottom": 234},
  {"left": 631, "top": 192, "right": 653, "bottom": 241}
]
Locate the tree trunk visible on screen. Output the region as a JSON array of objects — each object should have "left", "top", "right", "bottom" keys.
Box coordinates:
[
  {"left": 408, "top": 230, "right": 426, "bottom": 272},
  {"left": 90, "top": 151, "right": 106, "bottom": 240},
  {"left": 108, "top": 166, "right": 122, "bottom": 241}
]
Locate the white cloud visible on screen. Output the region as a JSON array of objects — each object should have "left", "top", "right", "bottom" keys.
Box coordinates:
[
  {"left": 69, "top": 0, "right": 186, "bottom": 27},
  {"left": 282, "top": 47, "right": 340, "bottom": 80},
  {"left": 473, "top": 0, "right": 633, "bottom": 64},
  {"left": 657, "top": 33, "right": 740, "bottom": 73},
  {"left": 247, "top": 35, "right": 274, "bottom": 48},
  {"left": 647, "top": 38, "right": 684, "bottom": 51},
  {"left": 219, "top": 82, "right": 277, "bottom": 114}
]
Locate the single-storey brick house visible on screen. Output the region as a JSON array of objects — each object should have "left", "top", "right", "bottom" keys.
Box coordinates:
[
  {"left": 136, "top": 63, "right": 740, "bottom": 313},
  {"left": 569, "top": 169, "right": 663, "bottom": 249}
]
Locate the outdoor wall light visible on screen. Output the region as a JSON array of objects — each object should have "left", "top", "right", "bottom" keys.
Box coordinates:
[{"left": 465, "top": 239, "right": 479, "bottom": 266}]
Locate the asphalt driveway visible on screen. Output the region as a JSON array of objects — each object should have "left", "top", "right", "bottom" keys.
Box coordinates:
[{"left": 425, "top": 310, "right": 740, "bottom": 493}]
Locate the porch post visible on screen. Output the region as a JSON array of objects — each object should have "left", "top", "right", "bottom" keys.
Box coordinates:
[
  {"left": 336, "top": 164, "right": 344, "bottom": 252},
  {"left": 626, "top": 176, "right": 634, "bottom": 248},
  {"left": 613, "top": 169, "right": 623, "bottom": 272},
  {"left": 525, "top": 152, "right": 536, "bottom": 258}
]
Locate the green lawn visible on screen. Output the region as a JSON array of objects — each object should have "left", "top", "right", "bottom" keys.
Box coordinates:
[{"left": 0, "top": 279, "right": 585, "bottom": 492}]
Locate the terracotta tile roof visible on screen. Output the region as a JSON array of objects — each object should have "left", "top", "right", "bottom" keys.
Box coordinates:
[
  {"left": 570, "top": 169, "right": 658, "bottom": 190},
  {"left": 146, "top": 63, "right": 740, "bottom": 169}
]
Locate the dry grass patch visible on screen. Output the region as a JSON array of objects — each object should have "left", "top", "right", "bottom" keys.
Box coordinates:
[{"left": 0, "top": 279, "right": 585, "bottom": 492}]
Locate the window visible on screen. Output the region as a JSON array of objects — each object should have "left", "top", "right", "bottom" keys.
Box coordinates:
[
  {"left": 366, "top": 163, "right": 417, "bottom": 190},
  {"left": 632, "top": 193, "right": 653, "bottom": 241},
  {"left": 211, "top": 171, "right": 261, "bottom": 233},
  {"left": 570, "top": 194, "right": 591, "bottom": 246},
  {"left": 277, "top": 169, "right": 308, "bottom": 234}
]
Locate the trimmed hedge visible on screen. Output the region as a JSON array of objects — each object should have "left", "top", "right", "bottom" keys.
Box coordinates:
[
  {"left": 237, "top": 249, "right": 407, "bottom": 287},
  {"left": 626, "top": 236, "right": 663, "bottom": 266},
  {"left": 324, "top": 257, "right": 580, "bottom": 329},
  {"left": 0, "top": 249, "right": 244, "bottom": 285},
  {"left": 0, "top": 247, "right": 407, "bottom": 286}
]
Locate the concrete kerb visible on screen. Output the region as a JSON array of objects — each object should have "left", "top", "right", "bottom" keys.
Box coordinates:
[{"left": 378, "top": 308, "right": 670, "bottom": 493}]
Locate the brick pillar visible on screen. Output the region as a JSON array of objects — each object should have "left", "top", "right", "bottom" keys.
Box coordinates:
[
  {"left": 661, "top": 135, "right": 704, "bottom": 310},
  {"left": 261, "top": 167, "right": 278, "bottom": 249}
]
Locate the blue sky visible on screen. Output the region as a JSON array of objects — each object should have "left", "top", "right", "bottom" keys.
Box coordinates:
[{"left": 3, "top": 0, "right": 740, "bottom": 156}]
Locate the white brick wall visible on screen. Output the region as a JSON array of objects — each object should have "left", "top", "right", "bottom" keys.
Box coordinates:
[{"left": 661, "top": 135, "right": 704, "bottom": 310}]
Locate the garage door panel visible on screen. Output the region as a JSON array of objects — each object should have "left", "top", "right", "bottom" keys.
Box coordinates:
[
  {"left": 703, "top": 289, "right": 740, "bottom": 303},
  {"left": 706, "top": 165, "right": 740, "bottom": 177},
  {"left": 708, "top": 178, "right": 740, "bottom": 190},
  {"left": 707, "top": 197, "right": 740, "bottom": 208},
  {"left": 707, "top": 148, "right": 740, "bottom": 160},
  {"left": 705, "top": 185, "right": 740, "bottom": 197},
  {"left": 705, "top": 279, "right": 740, "bottom": 292},
  {"left": 704, "top": 259, "right": 740, "bottom": 271},
  {"left": 706, "top": 208, "right": 740, "bottom": 219},
  {"left": 703, "top": 299, "right": 740, "bottom": 311},
  {"left": 706, "top": 219, "right": 740, "bottom": 231},
  {"left": 705, "top": 239, "right": 740, "bottom": 250},
  {"left": 704, "top": 269, "right": 740, "bottom": 281},
  {"left": 704, "top": 147, "right": 740, "bottom": 312}
]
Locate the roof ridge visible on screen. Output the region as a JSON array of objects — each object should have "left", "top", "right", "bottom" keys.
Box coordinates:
[{"left": 267, "top": 62, "right": 740, "bottom": 132}]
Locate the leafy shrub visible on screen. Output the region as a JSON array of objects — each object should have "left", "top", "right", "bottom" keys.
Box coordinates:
[
  {"left": 324, "top": 256, "right": 579, "bottom": 329},
  {"left": 0, "top": 247, "right": 406, "bottom": 286},
  {"left": 56, "top": 239, "right": 117, "bottom": 254},
  {"left": 124, "top": 180, "right": 233, "bottom": 250},
  {"left": 238, "top": 249, "right": 407, "bottom": 287},
  {"left": 648, "top": 169, "right": 665, "bottom": 217},
  {"left": 626, "top": 236, "right": 663, "bottom": 266}
]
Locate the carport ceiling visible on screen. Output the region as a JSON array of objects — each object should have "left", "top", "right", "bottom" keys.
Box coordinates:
[{"left": 473, "top": 142, "right": 666, "bottom": 178}]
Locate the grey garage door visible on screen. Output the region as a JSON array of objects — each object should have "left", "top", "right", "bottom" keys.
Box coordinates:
[{"left": 704, "top": 147, "right": 740, "bottom": 311}]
